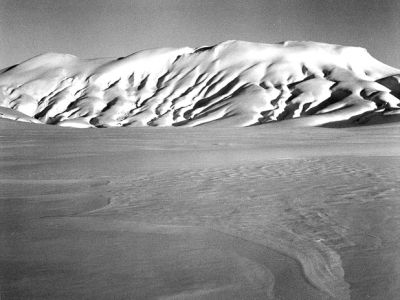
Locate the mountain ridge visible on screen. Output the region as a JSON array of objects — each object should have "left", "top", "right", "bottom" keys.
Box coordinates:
[{"left": 1, "top": 40, "right": 399, "bottom": 127}]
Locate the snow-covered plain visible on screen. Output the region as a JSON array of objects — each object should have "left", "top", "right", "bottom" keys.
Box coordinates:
[
  {"left": 1, "top": 41, "right": 400, "bottom": 300},
  {"left": 0, "top": 40, "right": 399, "bottom": 127},
  {"left": 1, "top": 119, "right": 400, "bottom": 299}
]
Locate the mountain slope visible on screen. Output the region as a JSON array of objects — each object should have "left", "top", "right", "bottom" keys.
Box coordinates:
[{"left": 1, "top": 40, "right": 399, "bottom": 127}]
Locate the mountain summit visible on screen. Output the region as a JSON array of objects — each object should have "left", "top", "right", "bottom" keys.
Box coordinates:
[{"left": 1, "top": 40, "right": 399, "bottom": 127}]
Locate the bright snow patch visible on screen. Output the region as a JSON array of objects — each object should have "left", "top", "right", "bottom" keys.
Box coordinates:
[{"left": 0, "top": 40, "right": 399, "bottom": 127}]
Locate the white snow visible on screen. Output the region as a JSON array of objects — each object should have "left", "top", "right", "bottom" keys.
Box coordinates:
[
  {"left": 0, "top": 40, "right": 399, "bottom": 127},
  {"left": 1, "top": 41, "right": 400, "bottom": 299},
  {"left": 2, "top": 119, "right": 400, "bottom": 299}
]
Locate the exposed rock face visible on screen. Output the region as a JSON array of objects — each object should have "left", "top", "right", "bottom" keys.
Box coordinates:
[{"left": 0, "top": 40, "right": 399, "bottom": 127}]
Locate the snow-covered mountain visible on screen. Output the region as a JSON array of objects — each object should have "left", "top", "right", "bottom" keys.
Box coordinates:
[{"left": 0, "top": 40, "right": 399, "bottom": 128}]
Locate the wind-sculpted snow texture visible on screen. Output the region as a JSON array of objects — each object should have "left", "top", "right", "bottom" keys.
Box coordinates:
[{"left": 0, "top": 40, "right": 399, "bottom": 127}]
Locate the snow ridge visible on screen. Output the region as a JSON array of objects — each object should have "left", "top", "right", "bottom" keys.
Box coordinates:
[{"left": 1, "top": 40, "right": 399, "bottom": 127}]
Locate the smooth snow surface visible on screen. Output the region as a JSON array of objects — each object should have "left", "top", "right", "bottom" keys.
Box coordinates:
[
  {"left": 2, "top": 120, "right": 400, "bottom": 299},
  {"left": 1, "top": 41, "right": 400, "bottom": 127}
]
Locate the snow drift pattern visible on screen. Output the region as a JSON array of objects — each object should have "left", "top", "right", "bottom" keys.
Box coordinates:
[{"left": 0, "top": 40, "right": 399, "bottom": 127}]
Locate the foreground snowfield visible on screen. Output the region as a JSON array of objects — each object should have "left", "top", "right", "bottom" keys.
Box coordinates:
[
  {"left": 1, "top": 40, "right": 400, "bottom": 128},
  {"left": 1, "top": 119, "right": 400, "bottom": 299}
]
